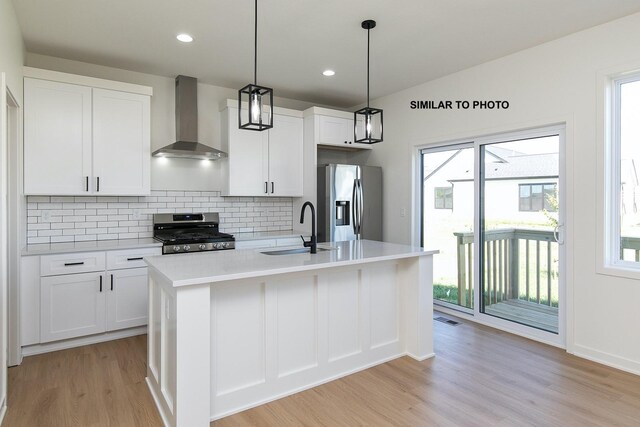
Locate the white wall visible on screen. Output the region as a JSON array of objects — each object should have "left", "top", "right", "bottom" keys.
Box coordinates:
[
  {"left": 368, "top": 12, "right": 640, "bottom": 373},
  {"left": 25, "top": 53, "right": 338, "bottom": 192},
  {"left": 0, "top": 0, "right": 24, "bottom": 102}
]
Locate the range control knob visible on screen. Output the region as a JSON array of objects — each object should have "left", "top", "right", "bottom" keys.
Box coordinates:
[
  {"left": 172, "top": 246, "right": 181, "bottom": 252},
  {"left": 199, "top": 244, "right": 207, "bottom": 250},
  {"left": 223, "top": 242, "right": 230, "bottom": 248},
  {"left": 183, "top": 245, "right": 191, "bottom": 251}
]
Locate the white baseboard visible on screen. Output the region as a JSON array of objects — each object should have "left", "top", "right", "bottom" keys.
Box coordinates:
[
  {"left": 21, "top": 326, "right": 147, "bottom": 357},
  {"left": 572, "top": 344, "right": 640, "bottom": 376}
]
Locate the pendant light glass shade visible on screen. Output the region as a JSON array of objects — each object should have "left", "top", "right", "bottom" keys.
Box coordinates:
[
  {"left": 354, "top": 19, "right": 383, "bottom": 144},
  {"left": 238, "top": 0, "right": 273, "bottom": 131}
]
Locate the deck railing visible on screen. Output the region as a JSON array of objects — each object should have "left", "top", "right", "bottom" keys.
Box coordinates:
[
  {"left": 453, "top": 228, "right": 559, "bottom": 308},
  {"left": 454, "top": 230, "right": 640, "bottom": 308}
]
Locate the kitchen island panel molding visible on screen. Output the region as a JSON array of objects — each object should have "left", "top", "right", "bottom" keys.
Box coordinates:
[{"left": 146, "top": 242, "right": 436, "bottom": 426}]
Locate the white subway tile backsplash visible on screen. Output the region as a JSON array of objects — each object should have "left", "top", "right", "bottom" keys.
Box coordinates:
[{"left": 27, "top": 190, "right": 293, "bottom": 244}]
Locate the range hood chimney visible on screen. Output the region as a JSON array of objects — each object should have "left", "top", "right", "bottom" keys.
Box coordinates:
[{"left": 152, "top": 75, "right": 227, "bottom": 160}]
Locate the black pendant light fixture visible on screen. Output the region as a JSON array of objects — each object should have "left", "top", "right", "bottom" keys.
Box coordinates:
[
  {"left": 238, "top": 0, "right": 273, "bottom": 131},
  {"left": 354, "top": 19, "right": 383, "bottom": 144}
]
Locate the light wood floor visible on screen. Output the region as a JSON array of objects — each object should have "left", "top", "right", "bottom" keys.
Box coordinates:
[{"left": 4, "top": 314, "right": 640, "bottom": 426}]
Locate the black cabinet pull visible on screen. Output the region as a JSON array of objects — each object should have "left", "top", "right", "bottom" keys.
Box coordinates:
[
  {"left": 85, "top": 176, "right": 89, "bottom": 192},
  {"left": 96, "top": 177, "right": 100, "bottom": 192},
  {"left": 264, "top": 181, "right": 268, "bottom": 193},
  {"left": 110, "top": 274, "right": 114, "bottom": 291},
  {"left": 271, "top": 182, "right": 274, "bottom": 194},
  {"left": 127, "top": 257, "right": 143, "bottom": 261},
  {"left": 99, "top": 275, "right": 103, "bottom": 292},
  {"left": 64, "top": 261, "right": 84, "bottom": 266}
]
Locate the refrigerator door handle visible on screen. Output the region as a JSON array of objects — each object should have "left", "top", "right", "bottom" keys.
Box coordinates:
[
  {"left": 357, "top": 179, "right": 364, "bottom": 236},
  {"left": 351, "top": 180, "right": 358, "bottom": 235}
]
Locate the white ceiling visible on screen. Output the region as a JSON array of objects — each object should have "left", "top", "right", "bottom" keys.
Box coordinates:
[{"left": 13, "top": 0, "right": 640, "bottom": 107}]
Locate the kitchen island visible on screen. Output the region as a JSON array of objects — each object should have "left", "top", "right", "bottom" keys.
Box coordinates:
[{"left": 145, "top": 240, "right": 438, "bottom": 427}]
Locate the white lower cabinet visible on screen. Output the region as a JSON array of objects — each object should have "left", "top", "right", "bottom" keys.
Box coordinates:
[
  {"left": 40, "top": 272, "right": 106, "bottom": 342},
  {"left": 29, "top": 247, "right": 161, "bottom": 346},
  {"left": 106, "top": 267, "right": 148, "bottom": 330}
]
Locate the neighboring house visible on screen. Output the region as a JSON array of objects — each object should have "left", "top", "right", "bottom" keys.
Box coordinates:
[{"left": 424, "top": 146, "right": 559, "bottom": 228}]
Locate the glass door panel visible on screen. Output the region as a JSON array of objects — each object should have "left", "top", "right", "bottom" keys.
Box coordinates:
[
  {"left": 422, "top": 146, "right": 474, "bottom": 309},
  {"left": 480, "top": 136, "right": 560, "bottom": 333}
]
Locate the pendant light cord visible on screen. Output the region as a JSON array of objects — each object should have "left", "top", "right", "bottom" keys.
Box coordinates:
[
  {"left": 254, "top": 0, "right": 258, "bottom": 85},
  {"left": 367, "top": 27, "right": 370, "bottom": 108}
]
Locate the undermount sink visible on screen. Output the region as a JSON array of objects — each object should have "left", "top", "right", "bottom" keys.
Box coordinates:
[{"left": 261, "top": 246, "right": 337, "bottom": 256}]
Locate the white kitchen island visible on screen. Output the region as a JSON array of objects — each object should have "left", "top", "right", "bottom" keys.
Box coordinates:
[{"left": 144, "top": 240, "right": 438, "bottom": 427}]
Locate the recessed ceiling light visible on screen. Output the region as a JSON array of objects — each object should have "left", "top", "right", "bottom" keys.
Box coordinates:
[
  {"left": 176, "top": 33, "right": 193, "bottom": 43},
  {"left": 323, "top": 70, "right": 336, "bottom": 77}
]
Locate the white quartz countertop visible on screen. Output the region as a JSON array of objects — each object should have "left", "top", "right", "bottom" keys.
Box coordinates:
[
  {"left": 145, "top": 239, "right": 438, "bottom": 287},
  {"left": 22, "top": 238, "right": 162, "bottom": 256}
]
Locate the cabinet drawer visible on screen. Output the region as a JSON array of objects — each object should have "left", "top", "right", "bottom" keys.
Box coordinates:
[
  {"left": 40, "top": 252, "right": 106, "bottom": 276},
  {"left": 107, "top": 247, "right": 162, "bottom": 270}
]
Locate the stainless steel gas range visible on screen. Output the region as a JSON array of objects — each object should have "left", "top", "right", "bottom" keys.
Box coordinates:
[{"left": 153, "top": 213, "right": 235, "bottom": 254}]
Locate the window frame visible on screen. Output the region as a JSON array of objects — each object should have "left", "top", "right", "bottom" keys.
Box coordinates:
[
  {"left": 434, "top": 186, "right": 453, "bottom": 210},
  {"left": 604, "top": 71, "right": 640, "bottom": 272},
  {"left": 518, "top": 183, "right": 557, "bottom": 212}
]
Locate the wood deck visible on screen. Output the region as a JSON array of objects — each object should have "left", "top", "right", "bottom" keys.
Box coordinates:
[
  {"left": 485, "top": 298, "right": 559, "bottom": 333},
  {"left": 4, "top": 312, "right": 640, "bottom": 426}
]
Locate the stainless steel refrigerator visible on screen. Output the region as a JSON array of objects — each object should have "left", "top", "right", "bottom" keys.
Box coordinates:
[{"left": 317, "top": 164, "right": 382, "bottom": 242}]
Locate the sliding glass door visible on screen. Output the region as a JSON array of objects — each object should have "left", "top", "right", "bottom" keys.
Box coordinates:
[
  {"left": 480, "top": 135, "right": 561, "bottom": 334},
  {"left": 421, "top": 126, "right": 564, "bottom": 344},
  {"left": 422, "top": 145, "right": 474, "bottom": 310}
]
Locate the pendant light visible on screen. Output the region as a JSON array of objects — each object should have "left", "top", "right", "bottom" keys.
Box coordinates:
[
  {"left": 354, "top": 19, "right": 383, "bottom": 144},
  {"left": 238, "top": 0, "right": 273, "bottom": 131}
]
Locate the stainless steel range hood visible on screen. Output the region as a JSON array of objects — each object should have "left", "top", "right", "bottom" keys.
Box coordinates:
[{"left": 152, "top": 75, "right": 228, "bottom": 160}]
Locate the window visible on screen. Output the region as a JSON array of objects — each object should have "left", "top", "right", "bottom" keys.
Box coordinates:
[
  {"left": 519, "top": 183, "right": 557, "bottom": 212},
  {"left": 611, "top": 72, "right": 640, "bottom": 264},
  {"left": 434, "top": 187, "right": 453, "bottom": 209}
]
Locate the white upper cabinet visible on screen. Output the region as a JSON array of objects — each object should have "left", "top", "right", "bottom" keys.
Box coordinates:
[
  {"left": 267, "top": 114, "right": 303, "bottom": 197},
  {"left": 24, "top": 69, "right": 152, "bottom": 196},
  {"left": 92, "top": 88, "right": 150, "bottom": 195},
  {"left": 223, "top": 109, "right": 269, "bottom": 196},
  {"left": 304, "top": 107, "right": 373, "bottom": 151},
  {"left": 318, "top": 115, "right": 354, "bottom": 147},
  {"left": 221, "top": 102, "right": 303, "bottom": 197},
  {"left": 24, "top": 78, "right": 92, "bottom": 195}
]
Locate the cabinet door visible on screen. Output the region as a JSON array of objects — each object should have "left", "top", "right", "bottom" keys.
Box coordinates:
[
  {"left": 40, "top": 272, "right": 106, "bottom": 342},
  {"left": 106, "top": 267, "right": 148, "bottom": 331},
  {"left": 317, "top": 115, "right": 353, "bottom": 147},
  {"left": 226, "top": 107, "right": 269, "bottom": 196},
  {"left": 24, "top": 78, "right": 92, "bottom": 195},
  {"left": 268, "top": 114, "right": 303, "bottom": 196},
  {"left": 92, "top": 88, "right": 151, "bottom": 195}
]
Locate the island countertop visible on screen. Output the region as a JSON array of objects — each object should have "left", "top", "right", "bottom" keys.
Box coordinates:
[{"left": 145, "top": 239, "right": 438, "bottom": 287}]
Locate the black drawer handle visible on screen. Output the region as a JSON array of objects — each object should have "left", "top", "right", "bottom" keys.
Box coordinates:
[
  {"left": 99, "top": 275, "right": 103, "bottom": 292},
  {"left": 111, "top": 274, "right": 114, "bottom": 291},
  {"left": 127, "top": 257, "right": 144, "bottom": 261},
  {"left": 64, "top": 262, "right": 84, "bottom": 266}
]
